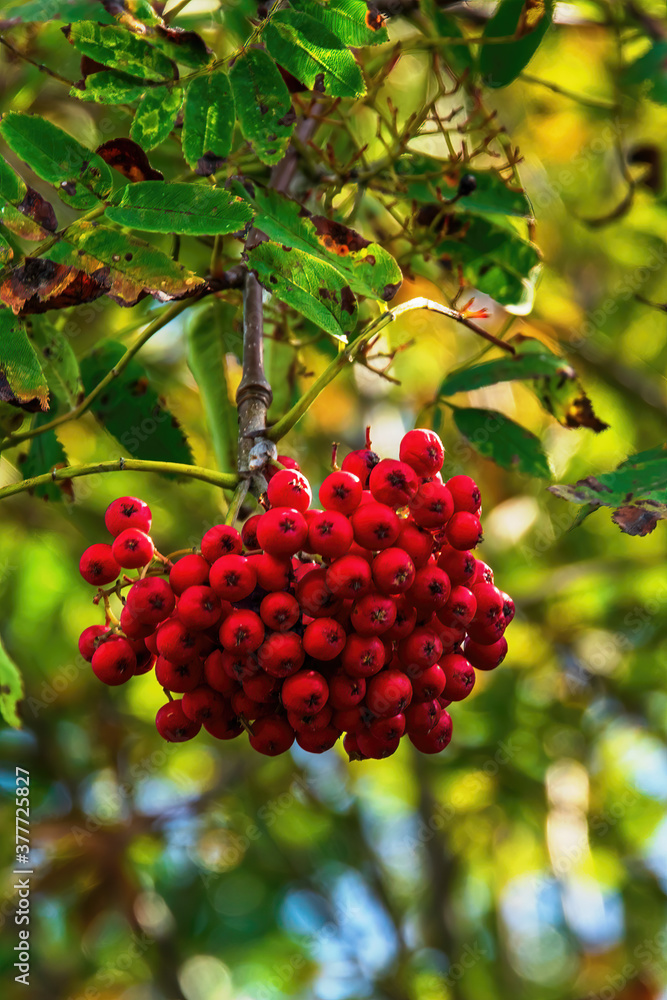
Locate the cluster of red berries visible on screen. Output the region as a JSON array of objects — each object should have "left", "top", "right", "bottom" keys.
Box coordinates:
[{"left": 77, "top": 428, "right": 513, "bottom": 760}]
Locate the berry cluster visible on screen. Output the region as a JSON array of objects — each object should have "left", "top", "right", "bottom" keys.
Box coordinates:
[{"left": 78, "top": 429, "right": 513, "bottom": 760}]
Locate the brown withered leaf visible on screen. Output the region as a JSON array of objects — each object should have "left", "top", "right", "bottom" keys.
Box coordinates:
[
  {"left": 0, "top": 258, "right": 110, "bottom": 315},
  {"left": 611, "top": 505, "right": 662, "bottom": 536},
  {"left": 96, "top": 137, "right": 164, "bottom": 183}
]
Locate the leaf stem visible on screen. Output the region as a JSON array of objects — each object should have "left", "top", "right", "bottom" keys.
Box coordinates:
[
  {"left": 0, "top": 297, "right": 198, "bottom": 453},
  {"left": 0, "top": 459, "right": 238, "bottom": 502},
  {"left": 267, "top": 297, "right": 514, "bottom": 442},
  {"left": 225, "top": 478, "right": 250, "bottom": 525}
]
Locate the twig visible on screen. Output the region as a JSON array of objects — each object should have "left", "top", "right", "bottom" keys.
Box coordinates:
[
  {"left": 519, "top": 72, "right": 615, "bottom": 111},
  {"left": 0, "top": 36, "right": 76, "bottom": 87},
  {"left": 0, "top": 459, "right": 238, "bottom": 502}
]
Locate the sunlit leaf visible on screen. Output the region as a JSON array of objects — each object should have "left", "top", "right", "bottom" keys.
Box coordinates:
[
  {"left": 453, "top": 405, "right": 551, "bottom": 478},
  {"left": 0, "top": 0, "right": 114, "bottom": 26},
  {"left": 230, "top": 48, "right": 295, "bottom": 167},
  {"left": 395, "top": 155, "right": 533, "bottom": 218},
  {"left": 264, "top": 10, "right": 366, "bottom": 98},
  {"left": 130, "top": 86, "right": 183, "bottom": 151},
  {"left": 290, "top": 0, "right": 388, "bottom": 47},
  {"left": 106, "top": 181, "right": 253, "bottom": 235},
  {"left": 439, "top": 338, "right": 575, "bottom": 396},
  {"left": 71, "top": 70, "right": 148, "bottom": 104},
  {"left": 0, "top": 633, "right": 24, "bottom": 728},
  {"left": 182, "top": 72, "right": 235, "bottom": 175},
  {"left": 0, "top": 309, "right": 49, "bottom": 410},
  {"left": 480, "top": 0, "right": 553, "bottom": 89},
  {"left": 63, "top": 21, "right": 175, "bottom": 81}
]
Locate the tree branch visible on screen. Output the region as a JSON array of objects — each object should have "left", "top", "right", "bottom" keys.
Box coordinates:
[{"left": 0, "top": 458, "right": 238, "bottom": 501}]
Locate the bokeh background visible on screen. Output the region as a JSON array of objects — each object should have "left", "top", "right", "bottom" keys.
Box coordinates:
[{"left": 2, "top": 2, "right": 667, "bottom": 999}]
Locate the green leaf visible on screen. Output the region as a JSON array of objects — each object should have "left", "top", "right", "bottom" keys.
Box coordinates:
[
  {"left": 0, "top": 633, "right": 23, "bottom": 729},
  {"left": 523, "top": 333, "right": 608, "bottom": 432},
  {"left": 0, "top": 0, "right": 114, "bottom": 25},
  {"left": 243, "top": 186, "right": 402, "bottom": 301},
  {"left": 28, "top": 319, "right": 83, "bottom": 407},
  {"left": 395, "top": 154, "right": 533, "bottom": 218},
  {"left": 0, "top": 231, "right": 13, "bottom": 266},
  {"left": 247, "top": 241, "right": 358, "bottom": 342},
  {"left": 20, "top": 415, "right": 71, "bottom": 502},
  {"left": 453, "top": 406, "right": 551, "bottom": 478},
  {"left": 439, "top": 339, "right": 575, "bottom": 396},
  {"left": 549, "top": 445, "right": 667, "bottom": 536},
  {"left": 290, "top": 0, "right": 389, "bottom": 47},
  {"left": 63, "top": 21, "right": 175, "bottom": 81},
  {"left": 0, "top": 113, "right": 113, "bottom": 211},
  {"left": 71, "top": 71, "right": 149, "bottom": 105},
  {"left": 230, "top": 48, "right": 295, "bottom": 167},
  {"left": 479, "top": 0, "right": 553, "bottom": 89},
  {"left": 621, "top": 43, "right": 667, "bottom": 104},
  {"left": 0, "top": 157, "right": 57, "bottom": 240},
  {"left": 431, "top": 216, "right": 541, "bottom": 310},
  {"left": 182, "top": 72, "right": 235, "bottom": 175},
  {"left": 141, "top": 25, "right": 212, "bottom": 70},
  {"left": 264, "top": 10, "right": 366, "bottom": 98},
  {"left": 106, "top": 181, "right": 253, "bottom": 235},
  {"left": 187, "top": 299, "right": 238, "bottom": 472},
  {"left": 0, "top": 309, "right": 49, "bottom": 409},
  {"left": 130, "top": 86, "right": 183, "bottom": 151},
  {"left": 43, "top": 220, "right": 204, "bottom": 306},
  {"left": 421, "top": 0, "right": 473, "bottom": 76},
  {"left": 80, "top": 340, "right": 194, "bottom": 468}
]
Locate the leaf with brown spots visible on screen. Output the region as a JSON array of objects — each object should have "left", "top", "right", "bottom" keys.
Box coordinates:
[
  {"left": 96, "top": 138, "right": 164, "bottom": 182},
  {"left": 289, "top": 0, "right": 388, "bottom": 46},
  {"left": 0, "top": 156, "right": 57, "bottom": 241},
  {"left": 549, "top": 444, "right": 667, "bottom": 535},
  {"left": 0, "top": 308, "right": 49, "bottom": 412},
  {"left": 0, "top": 258, "right": 109, "bottom": 315}
]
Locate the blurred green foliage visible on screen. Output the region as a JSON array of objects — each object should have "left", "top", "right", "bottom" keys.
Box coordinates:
[{"left": 2, "top": 2, "right": 667, "bottom": 1000}]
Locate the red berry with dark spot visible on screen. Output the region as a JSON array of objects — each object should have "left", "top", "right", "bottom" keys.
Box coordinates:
[
  {"left": 156, "top": 699, "right": 201, "bottom": 742},
  {"left": 409, "top": 711, "right": 452, "bottom": 753},
  {"left": 260, "top": 592, "right": 300, "bottom": 631},
  {"left": 326, "top": 554, "right": 372, "bottom": 599},
  {"left": 177, "top": 585, "right": 222, "bottom": 631},
  {"left": 126, "top": 577, "right": 175, "bottom": 626},
  {"left": 169, "top": 554, "right": 210, "bottom": 595},
  {"left": 409, "top": 481, "right": 454, "bottom": 530},
  {"left": 242, "top": 515, "right": 262, "bottom": 551},
  {"left": 257, "top": 631, "right": 305, "bottom": 677},
  {"left": 91, "top": 636, "right": 136, "bottom": 685},
  {"left": 119, "top": 604, "right": 153, "bottom": 640},
  {"left": 267, "top": 469, "right": 312, "bottom": 512},
  {"left": 369, "top": 458, "right": 420, "bottom": 509},
  {"left": 303, "top": 617, "right": 346, "bottom": 660},
  {"left": 111, "top": 528, "right": 154, "bottom": 569},
  {"left": 319, "top": 470, "right": 363, "bottom": 515},
  {"left": 156, "top": 655, "right": 203, "bottom": 693},
  {"left": 287, "top": 704, "right": 333, "bottom": 733},
  {"left": 79, "top": 624, "right": 110, "bottom": 662},
  {"left": 254, "top": 552, "right": 292, "bottom": 592},
  {"left": 366, "top": 668, "right": 412, "bottom": 716},
  {"left": 372, "top": 547, "right": 416, "bottom": 594},
  {"left": 472, "top": 559, "right": 494, "bottom": 585},
  {"left": 210, "top": 554, "right": 257, "bottom": 602},
  {"left": 341, "top": 633, "right": 385, "bottom": 677},
  {"left": 341, "top": 440, "right": 380, "bottom": 488},
  {"left": 295, "top": 727, "right": 340, "bottom": 753},
  {"left": 105, "top": 496, "right": 152, "bottom": 537},
  {"left": 441, "top": 653, "right": 476, "bottom": 701},
  {"left": 350, "top": 592, "right": 397, "bottom": 636},
  {"left": 356, "top": 728, "right": 400, "bottom": 759},
  {"left": 281, "top": 670, "right": 329, "bottom": 714},
  {"left": 296, "top": 567, "right": 341, "bottom": 618},
  {"left": 471, "top": 582, "right": 503, "bottom": 623},
  {"left": 256, "top": 507, "right": 308, "bottom": 556},
  {"left": 405, "top": 699, "right": 439, "bottom": 733},
  {"left": 220, "top": 650, "right": 257, "bottom": 682},
  {"left": 182, "top": 685, "right": 229, "bottom": 723},
  {"left": 446, "top": 475, "right": 481, "bottom": 514},
  {"left": 328, "top": 671, "right": 366, "bottom": 709},
  {"left": 201, "top": 524, "right": 243, "bottom": 563},
  {"left": 156, "top": 618, "right": 202, "bottom": 665},
  {"left": 407, "top": 565, "right": 451, "bottom": 610},
  {"left": 79, "top": 543, "right": 121, "bottom": 586},
  {"left": 466, "top": 617, "right": 507, "bottom": 645},
  {"left": 384, "top": 596, "right": 418, "bottom": 640},
  {"left": 437, "top": 586, "right": 477, "bottom": 628},
  {"left": 219, "top": 609, "right": 265, "bottom": 653},
  {"left": 369, "top": 713, "right": 406, "bottom": 741},
  {"left": 437, "top": 545, "right": 476, "bottom": 586},
  {"left": 307, "top": 510, "right": 354, "bottom": 559},
  {"left": 244, "top": 672, "right": 280, "bottom": 703},
  {"left": 446, "top": 511, "right": 483, "bottom": 550},
  {"left": 399, "top": 429, "right": 444, "bottom": 476},
  {"left": 398, "top": 627, "right": 443, "bottom": 671},
  {"left": 411, "top": 662, "right": 446, "bottom": 701},
  {"left": 204, "top": 714, "right": 243, "bottom": 740},
  {"left": 265, "top": 455, "right": 301, "bottom": 482},
  {"left": 500, "top": 592, "right": 515, "bottom": 625},
  {"left": 396, "top": 521, "right": 434, "bottom": 569},
  {"left": 350, "top": 502, "right": 400, "bottom": 551},
  {"left": 203, "top": 650, "right": 237, "bottom": 696},
  {"left": 465, "top": 636, "right": 508, "bottom": 671}
]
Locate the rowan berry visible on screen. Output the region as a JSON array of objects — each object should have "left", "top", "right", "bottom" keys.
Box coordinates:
[
  {"left": 209, "top": 554, "right": 257, "bottom": 601},
  {"left": 350, "top": 502, "right": 400, "bottom": 550},
  {"left": 241, "top": 514, "right": 262, "bottom": 551},
  {"left": 303, "top": 617, "right": 346, "bottom": 660},
  {"left": 201, "top": 524, "right": 243, "bottom": 563},
  {"left": 296, "top": 567, "right": 341, "bottom": 618},
  {"left": 372, "top": 547, "right": 416, "bottom": 594},
  {"left": 156, "top": 618, "right": 202, "bottom": 665},
  {"left": 350, "top": 592, "right": 397, "bottom": 636},
  {"left": 465, "top": 636, "right": 508, "bottom": 671},
  {"left": 408, "top": 711, "right": 452, "bottom": 753},
  {"left": 341, "top": 633, "right": 385, "bottom": 677},
  {"left": 366, "top": 669, "right": 412, "bottom": 716},
  {"left": 307, "top": 510, "right": 354, "bottom": 559},
  {"left": 341, "top": 436, "right": 380, "bottom": 487},
  {"left": 156, "top": 700, "right": 201, "bottom": 742},
  {"left": 79, "top": 624, "right": 110, "bottom": 662},
  {"left": 111, "top": 528, "right": 154, "bottom": 569},
  {"left": 472, "top": 559, "right": 494, "bottom": 585},
  {"left": 257, "top": 631, "right": 305, "bottom": 677},
  {"left": 219, "top": 609, "right": 265, "bottom": 653},
  {"left": 440, "top": 653, "right": 476, "bottom": 701},
  {"left": 256, "top": 507, "right": 308, "bottom": 556},
  {"left": 437, "top": 586, "right": 477, "bottom": 628},
  {"left": 471, "top": 582, "right": 504, "bottom": 623},
  {"left": 369, "top": 713, "right": 406, "bottom": 741},
  {"left": 156, "top": 655, "right": 204, "bottom": 692},
  {"left": 319, "top": 470, "right": 363, "bottom": 515},
  {"left": 281, "top": 670, "right": 329, "bottom": 714},
  {"left": 384, "top": 596, "right": 418, "bottom": 640},
  {"left": 446, "top": 511, "right": 483, "bottom": 550},
  {"left": 437, "top": 545, "right": 476, "bottom": 586},
  {"left": 182, "top": 685, "right": 229, "bottom": 723},
  {"left": 405, "top": 699, "right": 439, "bottom": 733},
  {"left": 446, "top": 475, "right": 481, "bottom": 514},
  {"left": 408, "top": 565, "right": 451, "bottom": 609},
  {"left": 105, "top": 496, "right": 152, "bottom": 537},
  {"left": 260, "top": 592, "right": 300, "bottom": 631},
  {"left": 203, "top": 650, "right": 238, "bottom": 696},
  {"left": 356, "top": 728, "right": 400, "bottom": 759},
  {"left": 169, "top": 554, "right": 210, "bottom": 596},
  {"left": 398, "top": 627, "right": 443, "bottom": 671},
  {"left": 399, "top": 428, "right": 444, "bottom": 477},
  {"left": 328, "top": 671, "right": 366, "bottom": 709},
  {"left": 295, "top": 727, "right": 341, "bottom": 753},
  {"left": 267, "top": 469, "right": 312, "bottom": 512},
  {"left": 325, "top": 554, "right": 372, "bottom": 599},
  {"left": 79, "top": 543, "right": 121, "bottom": 586},
  {"left": 204, "top": 714, "right": 243, "bottom": 740},
  {"left": 395, "top": 521, "right": 434, "bottom": 569},
  {"left": 126, "top": 577, "right": 175, "bottom": 626},
  {"left": 287, "top": 704, "right": 333, "bottom": 733},
  {"left": 177, "top": 585, "right": 222, "bottom": 630},
  {"left": 91, "top": 637, "right": 136, "bottom": 685},
  {"left": 254, "top": 552, "right": 292, "bottom": 592},
  {"left": 243, "top": 671, "right": 280, "bottom": 703},
  {"left": 411, "top": 662, "right": 446, "bottom": 701}
]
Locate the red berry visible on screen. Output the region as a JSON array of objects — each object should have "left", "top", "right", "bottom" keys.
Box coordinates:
[
  {"left": 254, "top": 552, "right": 291, "bottom": 592},
  {"left": 79, "top": 624, "right": 110, "bottom": 662},
  {"left": 156, "top": 699, "right": 201, "bottom": 742},
  {"left": 466, "top": 618, "right": 506, "bottom": 645},
  {"left": 405, "top": 699, "right": 439, "bottom": 733},
  {"left": 350, "top": 502, "right": 400, "bottom": 551},
  {"left": 409, "top": 482, "right": 454, "bottom": 529},
  {"left": 249, "top": 716, "right": 296, "bottom": 756},
  {"left": 437, "top": 545, "right": 476, "bottom": 586},
  {"left": 267, "top": 469, "right": 312, "bottom": 512},
  {"left": 177, "top": 585, "right": 222, "bottom": 630},
  {"left": 399, "top": 428, "right": 444, "bottom": 476},
  {"left": 79, "top": 543, "right": 121, "bottom": 586},
  {"left": 296, "top": 567, "right": 341, "bottom": 618},
  {"left": 465, "top": 636, "right": 508, "bottom": 671},
  {"left": 333, "top": 705, "right": 364, "bottom": 732},
  {"left": 407, "top": 565, "right": 451, "bottom": 609},
  {"left": 440, "top": 653, "right": 476, "bottom": 701},
  {"left": 203, "top": 650, "right": 237, "bottom": 696},
  {"left": 281, "top": 669, "right": 329, "bottom": 714},
  {"left": 221, "top": 650, "right": 258, "bottom": 682},
  {"left": 104, "top": 496, "right": 152, "bottom": 537},
  {"left": 341, "top": 445, "right": 380, "bottom": 488},
  {"left": 471, "top": 583, "right": 503, "bottom": 624},
  {"left": 472, "top": 559, "right": 494, "bottom": 585},
  {"left": 411, "top": 662, "right": 446, "bottom": 701},
  {"left": 256, "top": 507, "right": 308, "bottom": 556},
  {"left": 326, "top": 554, "right": 372, "bottom": 599},
  {"left": 500, "top": 592, "right": 515, "bottom": 625},
  {"left": 384, "top": 596, "right": 418, "bottom": 640},
  {"left": 409, "top": 711, "right": 452, "bottom": 753},
  {"left": 219, "top": 609, "right": 265, "bottom": 653},
  {"left": 241, "top": 514, "right": 262, "bottom": 551},
  {"left": 156, "top": 655, "right": 203, "bottom": 692},
  {"left": 369, "top": 713, "right": 406, "bottom": 741},
  {"left": 431, "top": 620, "right": 466, "bottom": 654},
  {"left": 343, "top": 731, "right": 363, "bottom": 759},
  {"left": 243, "top": 671, "right": 280, "bottom": 703},
  {"left": 398, "top": 627, "right": 443, "bottom": 671},
  {"left": 119, "top": 604, "right": 153, "bottom": 640},
  {"left": 287, "top": 705, "right": 333, "bottom": 733},
  {"left": 257, "top": 631, "right": 305, "bottom": 677},
  {"left": 437, "top": 585, "right": 477, "bottom": 628},
  {"left": 341, "top": 633, "right": 385, "bottom": 677},
  {"left": 209, "top": 554, "right": 257, "bottom": 601},
  {"left": 111, "top": 528, "right": 154, "bottom": 569},
  {"left": 204, "top": 714, "right": 243, "bottom": 740},
  {"left": 350, "top": 592, "right": 397, "bottom": 636},
  {"left": 156, "top": 619, "right": 202, "bottom": 665},
  {"left": 446, "top": 475, "right": 481, "bottom": 514},
  {"left": 126, "top": 577, "right": 175, "bottom": 626},
  {"left": 265, "top": 455, "right": 301, "bottom": 482},
  {"left": 169, "top": 554, "right": 210, "bottom": 595},
  {"left": 395, "top": 521, "right": 433, "bottom": 569},
  {"left": 303, "top": 618, "right": 346, "bottom": 661},
  {"left": 446, "top": 511, "right": 483, "bottom": 550},
  {"left": 201, "top": 524, "right": 243, "bottom": 563},
  {"left": 369, "top": 459, "right": 419, "bottom": 509},
  {"left": 181, "top": 685, "right": 228, "bottom": 723},
  {"left": 231, "top": 689, "right": 269, "bottom": 720},
  {"left": 372, "top": 547, "right": 416, "bottom": 594},
  {"left": 319, "top": 470, "right": 363, "bottom": 515},
  {"left": 295, "top": 727, "right": 340, "bottom": 753},
  {"left": 356, "top": 728, "right": 400, "bottom": 759},
  {"left": 328, "top": 671, "right": 366, "bottom": 709},
  {"left": 306, "top": 512, "right": 352, "bottom": 561},
  {"left": 91, "top": 636, "right": 136, "bottom": 685},
  {"left": 260, "top": 592, "right": 300, "bottom": 631},
  {"left": 366, "top": 669, "right": 412, "bottom": 716}
]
